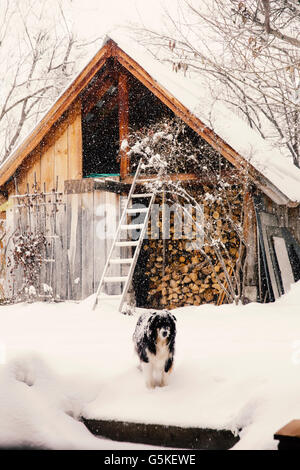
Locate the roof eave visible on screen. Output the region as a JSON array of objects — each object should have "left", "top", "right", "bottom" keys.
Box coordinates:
[{"left": 255, "top": 178, "right": 298, "bottom": 207}]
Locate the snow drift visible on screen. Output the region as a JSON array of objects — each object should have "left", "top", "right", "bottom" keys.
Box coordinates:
[{"left": 1, "top": 283, "right": 300, "bottom": 449}]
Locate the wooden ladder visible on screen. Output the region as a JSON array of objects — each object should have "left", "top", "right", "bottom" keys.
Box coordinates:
[{"left": 92, "top": 159, "right": 158, "bottom": 312}]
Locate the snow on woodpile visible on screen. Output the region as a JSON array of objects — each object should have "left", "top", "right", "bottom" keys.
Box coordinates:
[
  {"left": 108, "top": 32, "right": 300, "bottom": 203},
  {"left": 1, "top": 282, "right": 300, "bottom": 449}
]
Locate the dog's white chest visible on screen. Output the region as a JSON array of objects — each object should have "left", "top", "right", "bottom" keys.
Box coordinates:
[{"left": 147, "top": 339, "right": 169, "bottom": 370}]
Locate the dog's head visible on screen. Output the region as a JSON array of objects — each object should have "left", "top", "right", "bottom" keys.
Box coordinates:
[{"left": 147, "top": 310, "right": 176, "bottom": 345}]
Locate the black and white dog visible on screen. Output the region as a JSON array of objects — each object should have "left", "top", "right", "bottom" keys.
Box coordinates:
[{"left": 133, "top": 310, "right": 176, "bottom": 388}]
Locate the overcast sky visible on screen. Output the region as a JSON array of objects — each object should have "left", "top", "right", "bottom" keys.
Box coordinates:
[{"left": 67, "top": 0, "right": 178, "bottom": 42}]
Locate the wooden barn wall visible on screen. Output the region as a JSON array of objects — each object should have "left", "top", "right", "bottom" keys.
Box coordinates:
[
  {"left": 287, "top": 206, "right": 300, "bottom": 245},
  {"left": 261, "top": 194, "right": 300, "bottom": 244},
  {"left": 0, "top": 214, "right": 6, "bottom": 299},
  {"left": 5, "top": 189, "right": 121, "bottom": 301},
  {"left": 15, "top": 100, "right": 82, "bottom": 196}
]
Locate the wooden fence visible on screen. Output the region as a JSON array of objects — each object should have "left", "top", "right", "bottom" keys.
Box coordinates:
[{"left": 5, "top": 185, "right": 122, "bottom": 301}]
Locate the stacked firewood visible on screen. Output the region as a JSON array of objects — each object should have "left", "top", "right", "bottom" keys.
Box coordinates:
[{"left": 141, "top": 186, "right": 243, "bottom": 309}]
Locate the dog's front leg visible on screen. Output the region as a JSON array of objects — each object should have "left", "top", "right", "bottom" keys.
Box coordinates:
[
  {"left": 159, "top": 370, "right": 167, "bottom": 387},
  {"left": 160, "top": 356, "right": 173, "bottom": 387},
  {"left": 142, "top": 362, "right": 155, "bottom": 389},
  {"left": 159, "top": 368, "right": 171, "bottom": 387}
]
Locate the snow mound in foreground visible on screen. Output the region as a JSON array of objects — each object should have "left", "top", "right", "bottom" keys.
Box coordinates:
[{"left": 1, "top": 282, "right": 300, "bottom": 449}]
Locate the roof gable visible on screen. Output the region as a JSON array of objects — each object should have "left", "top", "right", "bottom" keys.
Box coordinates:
[{"left": 0, "top": 34, "right": 299, "bottom": 206}]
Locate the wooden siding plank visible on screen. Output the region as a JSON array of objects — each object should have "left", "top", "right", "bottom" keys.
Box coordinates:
[
  {"left": 16, "top": 163, "right": 28, "bottom": 195},
  {"left": 38, "top": 192, "right": 47, "bottom": 295},
  {"left": 67, "top": 192, "right": 82, "bottom": 300},
  {"left": 45, "top": 193, "right": 55, "bottom": 295},
  {"left": 0, "top": 214, "right": 6, "bottom": 299},
  {"left": 59, "top": 195, "right": 68, "bottom": 300},
  {"left": 81, "top": 191, "right": 94, "bottom": 299},
  {"left": 51, "top": 195, "right": 65, "bottom": 300},
  {"left": 65, "top": 192, "right": 73, "bottom": 299},
  {"left": 93, "top": 190, "right": 107, "bottom": 295},
  {"left": 26, "top": 147, "right": 41, "bottom": 193},
  {"left": 105, "top": 191, "right": 121, "bottom": 295},
  {"left": 68, "top": 101, "right": 82, "bottom": 180},
  {"left": 54, "top": 126, "right": 68, "bottom": 193},
  {"left": 5, "top": 197, "right": 15, "bottom": 298},
  {"left": 40, "top": 142, "right": 55, "bottom": 192},
  {"left": 243, "top": 191, "right": 258, "bottom": 300}
]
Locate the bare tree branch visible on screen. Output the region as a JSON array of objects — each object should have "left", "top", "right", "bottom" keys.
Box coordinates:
[
  {"left": 0, "top": 0, "right": 90, "bottom": 162},
  {"left": 135, "top": 0, "right": 300, "bottom": 166}
]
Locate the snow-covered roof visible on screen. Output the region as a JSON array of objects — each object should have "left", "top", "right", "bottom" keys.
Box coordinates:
[
  {"left": 107, "top": 32, "right": 300, "bottom": 205},
  {"left": 1, "top": 31, "right": 300, "bottom": 205}
]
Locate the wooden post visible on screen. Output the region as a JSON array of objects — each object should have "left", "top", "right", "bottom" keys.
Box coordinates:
[
  {"left": 162, "top": 185, "right": 166, "bottom": 278},
  {"left": 118, "top": 72, "right": 129, "bottom": 179},
  {"left": 243, "top": 190, "right": 258, "bottom": 302}
]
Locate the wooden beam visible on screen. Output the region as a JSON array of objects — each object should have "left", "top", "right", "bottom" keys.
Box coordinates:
[
  {"left": 118, "top": 72, "right": 129, "bottom": 179},
  {"left": 122, "top": 173, "right": 199, "bottom": 184},
  {"left": 122, "top": 171, "right": 239, "bottom": 185},
  {"left": 242, "top": 189, "right": 258, "bottom": 300},
  {"left": 82, "top": 76, "right": 116, "bottom": 116},
  {"left": 243, "top": 190, "right": 255, "bottom": 242}
]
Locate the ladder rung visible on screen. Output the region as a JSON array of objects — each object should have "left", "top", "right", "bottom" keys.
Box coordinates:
[
  {"left": 121, "top": 224, "right": 144, "bottom": 230},
  {"left": 103, "top": 276, "right": 128, "bottom": 283},
  {"left": 115, "top": 241, "right": 139, "bottom": 247},
  {"left": 126, "top": 207, "right": 148, "bottom": 214},
  {"left": 110, "top": 258, "right": 134, "bottom": 264},
  {"left": 131, "top": 193, "right": 152, "bottom": 198}
]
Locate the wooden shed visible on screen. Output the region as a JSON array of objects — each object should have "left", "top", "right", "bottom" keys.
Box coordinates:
[{"left": 0, "top": 34, "right": 300, "bottom": 307}]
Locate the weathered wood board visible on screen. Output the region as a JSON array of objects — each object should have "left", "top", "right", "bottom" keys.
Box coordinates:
[{"left": 5, "top": 186, "right": 120, "bottom": 302}]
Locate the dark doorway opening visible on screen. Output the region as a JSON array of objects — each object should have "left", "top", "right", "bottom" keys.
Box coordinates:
[{"left": 82, "top": 85, "right": 119, "bottom": 177}]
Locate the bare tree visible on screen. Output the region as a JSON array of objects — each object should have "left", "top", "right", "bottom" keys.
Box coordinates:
[
  {"left": 0, "top": 0, "right": 85, "bottom": 162},
  {"left": 136, "top": 0, "right": 300, "bottom": 167}
]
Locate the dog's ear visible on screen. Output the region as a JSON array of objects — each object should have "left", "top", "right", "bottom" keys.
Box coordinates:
[
  {"left": 146, "top": 315, "right": 155, "bottom": 336},
  {"left": 164, "top": 309, "right": 176, "bottom": 322},
  {"left": 146, "top": 315, "right": 157, "bottom": 354}
]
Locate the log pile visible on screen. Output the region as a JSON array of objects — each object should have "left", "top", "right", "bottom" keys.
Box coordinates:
[{"left": 140, "top": 185, "right": 243, "bottom": 309}]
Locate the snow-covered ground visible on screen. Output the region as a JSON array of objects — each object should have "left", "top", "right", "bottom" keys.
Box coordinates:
[{"left": 1, "top": 283, "right": 300, "bottom": 450}]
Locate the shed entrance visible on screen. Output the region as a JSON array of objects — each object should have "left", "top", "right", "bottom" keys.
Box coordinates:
[{"left": 81, "top": 66, "right": 173, "bottom": 178}]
